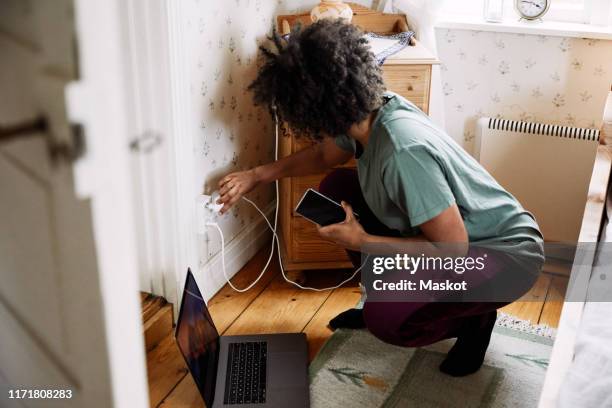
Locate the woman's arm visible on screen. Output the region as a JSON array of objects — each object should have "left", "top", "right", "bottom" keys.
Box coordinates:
[
  {"left": 217, "top": 137, "right": 352, "bottom": 213},
  {"left": 254, "top": 137, "right": 352, "bottom": 183},
  {"left": 318, "top": 202, "right": 468, "bottom": 258},
  {"left": 363, "top": 204, "right": 469, "bottom": 257}
]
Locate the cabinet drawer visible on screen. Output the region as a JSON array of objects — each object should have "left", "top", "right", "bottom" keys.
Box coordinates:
[
  {"left": 290, "top": 216, "right": 351, "bottom": 262},
  {"left": 382, "top": 65, "right": 431, "bottom": 113}
]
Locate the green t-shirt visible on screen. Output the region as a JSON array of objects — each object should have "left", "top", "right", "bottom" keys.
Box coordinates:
[{"left": 334, "top": 92, "right": 543, "bottom": 243}]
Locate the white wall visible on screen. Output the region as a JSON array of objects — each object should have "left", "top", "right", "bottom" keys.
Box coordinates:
[{"left": 435, "top": 28, "right": 612, "bottom": 153}]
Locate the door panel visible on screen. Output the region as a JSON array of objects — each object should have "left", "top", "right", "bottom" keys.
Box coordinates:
[
  {"left": 0, "top": 0, "right": 148, "bottom": 406},
  {"left": 0, "top": 304, "right": 73, "bottom": 408},
  {"left": 0, "top": 152, "right": 65, "bottom": 355}
]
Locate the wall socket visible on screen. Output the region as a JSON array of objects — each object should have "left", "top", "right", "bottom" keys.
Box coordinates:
[{"left": 196, "top": 192, "right": 222, "bottom": 234}]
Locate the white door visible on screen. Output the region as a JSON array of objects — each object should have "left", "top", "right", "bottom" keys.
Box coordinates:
[{"left": 0, "top": 1, "right": 148, "bottom": 407}]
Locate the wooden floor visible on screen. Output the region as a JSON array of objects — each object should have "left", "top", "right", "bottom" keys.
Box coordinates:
[{"left": 146, "top": 246, "right": 568, "bottom": 408}]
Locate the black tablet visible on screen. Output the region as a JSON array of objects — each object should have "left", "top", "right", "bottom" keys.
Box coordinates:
[{"left": 294, "top": 188, "right": 358, "bottom": 226}]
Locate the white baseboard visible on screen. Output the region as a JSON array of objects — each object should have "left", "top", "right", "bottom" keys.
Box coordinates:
[{"left": 196, "top": 202, "right": 275, "bottom": 300}]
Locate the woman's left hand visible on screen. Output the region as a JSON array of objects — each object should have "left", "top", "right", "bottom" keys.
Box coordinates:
[{"left": 317, "top": 201, "right": 369, "bottom": 251}]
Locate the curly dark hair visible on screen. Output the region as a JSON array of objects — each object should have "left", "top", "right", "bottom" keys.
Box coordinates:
[{"left": 248, "top": 19, "right": 385, "bottom": 140}]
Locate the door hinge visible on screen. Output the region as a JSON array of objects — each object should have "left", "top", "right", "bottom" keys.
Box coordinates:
[{"left": 0, "top": 116, "right": 86, "bottom": 165}]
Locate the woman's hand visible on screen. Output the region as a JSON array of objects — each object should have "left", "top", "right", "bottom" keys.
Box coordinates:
[
  {"left": 317, "top": 201, "right": 369, "bottom": 251},
  {"left": 217, "top": 169, "right": 260, "bottom": 214}
]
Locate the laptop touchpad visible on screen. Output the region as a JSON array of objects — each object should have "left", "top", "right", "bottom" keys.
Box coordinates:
[{"left": 269, "top": 352, "right": 307, "bottom": 388}]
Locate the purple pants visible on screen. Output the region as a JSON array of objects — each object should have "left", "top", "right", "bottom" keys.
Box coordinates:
[{"left": 319, "top": 168, "right": 537, "bottom": 347}]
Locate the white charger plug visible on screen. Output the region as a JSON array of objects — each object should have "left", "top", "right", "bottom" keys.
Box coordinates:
[
  {"left": 206, "top": 191, "right": 224, "bottom": 214},
  {"left": 197, "top": 191, "right": 223, "bottom": 234}
]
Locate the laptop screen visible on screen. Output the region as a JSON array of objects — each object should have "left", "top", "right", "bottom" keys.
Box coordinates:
[{"left": 175, "top": 270, "right": 219, "bottom": 407}]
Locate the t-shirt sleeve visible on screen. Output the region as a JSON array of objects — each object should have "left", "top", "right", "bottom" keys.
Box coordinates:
[
  {"left": 384, "top": 145, "right": 456, "bottom": 227},
  {"left": 334, "top": 134, "right": 356, "bottom": 153}
]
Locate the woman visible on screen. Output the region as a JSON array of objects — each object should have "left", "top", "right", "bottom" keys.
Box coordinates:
[{"left": 217, "top": 20, "right": 543, "bottom": 376}]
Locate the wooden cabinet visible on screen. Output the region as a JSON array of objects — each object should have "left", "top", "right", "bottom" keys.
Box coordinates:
[
  {"left": 276, "top": 4, "right": 439, "bottom": 273},
  {"left": 382, "top": 65, "right": 432, "bottom": 111}
]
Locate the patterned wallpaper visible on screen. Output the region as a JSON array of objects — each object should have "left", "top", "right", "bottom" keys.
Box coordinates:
[
  {"left": 435, "top": 28, "right": 612, "bottom": 153},
  {"left": 179, "top": 0, "right": 375, "bottom": 273}
]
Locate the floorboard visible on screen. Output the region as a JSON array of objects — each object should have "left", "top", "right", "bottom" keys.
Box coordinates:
[
  {"left": 302, "top": 286, "right": 362, "bottom": 361},
  {"left": 154, "top": 248, "right": 569, "bottom": 407},
  {"left": 222, "top": 273, "right": 331, "bottom": 335},
  {"left": 147, "top": 334, "right": 189, "bottom": 407},
  {"left": 158, "top": 374, "right": 202, "bottom": 408},
  {"left": 539, "top": 276, "right": 569, "bottom": 327},
  {"left": 499, "top": 273, "right": 552, "bottom": 323},
  {"left": 208, "top": 245, "right": 278, "bottom": 334}
]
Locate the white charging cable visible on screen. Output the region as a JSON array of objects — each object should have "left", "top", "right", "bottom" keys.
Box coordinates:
[{"left": 205, "top": 110, "right": 367, "bottom": 292}]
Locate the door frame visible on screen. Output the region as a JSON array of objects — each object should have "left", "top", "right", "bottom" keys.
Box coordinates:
[
  {"left": 122, "top": 0, "right": 186, "bottom": 309},
  {"left": 120, "top": 0, "right": 200, "bottom": 313},
  {"left": 165, "top": 0, "right": 201, "bottom": 303}
]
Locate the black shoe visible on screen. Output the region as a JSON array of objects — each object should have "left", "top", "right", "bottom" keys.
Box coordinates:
[
  {"left": 439, "top": 311, "right": 497, "bottom": 377},
  {"left": 328, "top": 308, "right": 366, "bottom": 330}
]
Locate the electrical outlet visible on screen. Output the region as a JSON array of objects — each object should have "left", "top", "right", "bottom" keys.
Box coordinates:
[
  {"left": 197, "top": 194, "right": 216, "bottom": 234},
  {"left": 196, "top": 192, "right": 223, "bottom": 234},
  {"left": 208, "top": 191, "right": 223, "bottom": 213}
]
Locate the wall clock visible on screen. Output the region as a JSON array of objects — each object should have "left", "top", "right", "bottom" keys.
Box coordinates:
[{"left": 515, "top": 0, "right": 550, "bottom": 20}]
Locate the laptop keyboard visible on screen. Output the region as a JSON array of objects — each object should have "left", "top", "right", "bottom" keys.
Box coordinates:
[{"left": 223, "top": 341, "right": 267, "bottom": 405}]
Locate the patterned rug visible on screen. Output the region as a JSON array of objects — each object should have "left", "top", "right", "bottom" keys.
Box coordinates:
[{"left": 309, "top": 313, "right": 555, "bottom": 408}]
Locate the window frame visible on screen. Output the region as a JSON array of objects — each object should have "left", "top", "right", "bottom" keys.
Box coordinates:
[
  {"left": 430, "top": 0, "right": 612, "bottom": 25},
  {"left": 544, "top": 0, "right": 591, "bottom": 24}
]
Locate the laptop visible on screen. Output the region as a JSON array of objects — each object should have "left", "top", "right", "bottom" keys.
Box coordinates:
[{"left": 175, "top": 269, "right": 310, "bottom": 407}]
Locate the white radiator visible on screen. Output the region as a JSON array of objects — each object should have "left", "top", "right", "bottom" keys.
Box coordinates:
[{"left": 475, "top": 117, "right": 600, "bottom": 242}]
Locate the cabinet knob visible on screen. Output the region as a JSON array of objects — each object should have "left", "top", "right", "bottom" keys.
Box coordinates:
[{"left": 407, "top": 84, "right": 414, "bottom": 91}]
